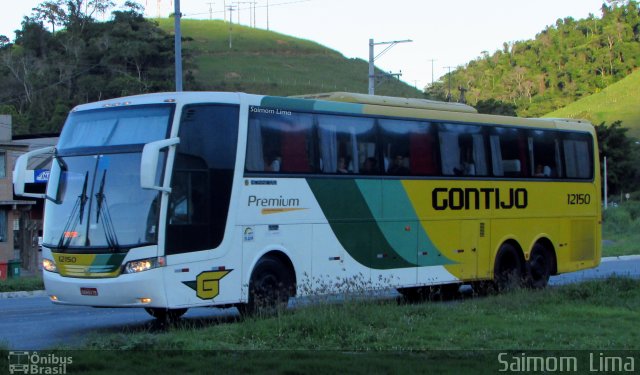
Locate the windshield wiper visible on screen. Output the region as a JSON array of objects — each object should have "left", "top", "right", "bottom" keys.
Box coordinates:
[
  {"left": 95, "top": 170, "right": 120, "bottom": 251},
  {"left": 57, "top": 171, "right": 89, "bottom": 249}
]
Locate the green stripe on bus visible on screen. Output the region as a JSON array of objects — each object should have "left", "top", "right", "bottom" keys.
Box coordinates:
[
  {"left": 313, "top": 100, "right": 364, "bottom": 114},
  {"left": 90, "top": 253, "right": 126, "bottom": 269},
  {"left": 307, "top": 179, "right": 414, "bottom": 270},
  {"left": 356, "top": 180, "right": 451, "bottom": 267},
  {"left": 261, "top": 96, "right": 316, "bottom": 111}
]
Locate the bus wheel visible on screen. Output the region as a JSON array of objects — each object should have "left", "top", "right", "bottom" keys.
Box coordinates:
[
  {"left": 144, "top": 308, "right": 188, "bottom": 322},
  {"left": 493, "top": 243, "right": 524, "bottom": 292},
  {"left": 241, "top": 257, "right": 293, "bottom": 317},
  {"left": 527, "top": 244, "right": 552, "bottom": 289}
]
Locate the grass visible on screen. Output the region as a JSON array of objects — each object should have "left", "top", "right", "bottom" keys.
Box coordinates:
[
  {"left": 0, "top": 274, "right": 43, "bottom": 293},
  {"left": 155, "top": 18, "right": 424, "bottom": 98},
  {"left": 545, "top": 69, "right": 640, "bottom": 138},
  {"left": 29, "top": 277, "right": 635, "bottom": 374},
  {"left": 602, "top": 200, "right": 640, "bottom": 257},
  {"left": 82, "top": 277, "right": 640, "bottom": 352}
]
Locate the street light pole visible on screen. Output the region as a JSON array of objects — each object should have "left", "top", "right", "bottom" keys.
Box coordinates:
[
  {"left": 174, "top": 0, "right": 183, "bottom": 92},
  {"left": 368, "top": 38, "right": 412, "bottom": 95}
]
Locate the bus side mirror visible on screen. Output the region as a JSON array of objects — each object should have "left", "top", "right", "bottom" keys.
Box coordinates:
[
  {"left": 13, "top": 146, "right": 55, "bottom": 198},
  {"left": 140, "top": 138, "right": 180, "bottom": 192}
]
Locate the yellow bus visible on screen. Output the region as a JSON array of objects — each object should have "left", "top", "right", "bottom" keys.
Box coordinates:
[{"left": 14, "top": 91, "right": 601, "bottom": 319}]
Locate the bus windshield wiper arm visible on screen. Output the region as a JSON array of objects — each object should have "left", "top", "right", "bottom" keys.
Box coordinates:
[
  {"left": 95, "top": 170, "right": 120, "bottom": 251},
  {"left": 78, "top": 171, "right": 89, "bottom": 224}
]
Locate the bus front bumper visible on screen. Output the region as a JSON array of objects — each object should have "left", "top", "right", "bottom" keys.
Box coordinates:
[{"left": 43, "top": 268, "right": 168, "bottom": 308}]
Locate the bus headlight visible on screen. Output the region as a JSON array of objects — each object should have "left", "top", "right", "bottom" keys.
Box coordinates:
[
  {"left": 43, "top": 258, "right": 58, "bottom": 273},
  {"left": 123, "top": 257, "right": 165, "bottom": 274}
]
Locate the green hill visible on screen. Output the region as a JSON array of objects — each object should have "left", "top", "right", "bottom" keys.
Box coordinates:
[
  {"left": 157, "top": 18, "right": 422, "bottom": 97},
  {"left": 544, "top": 69, "right": 640, "bottom": 139}
]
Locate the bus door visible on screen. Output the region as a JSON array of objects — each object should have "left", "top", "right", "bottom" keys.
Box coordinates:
[{"left": 162, "top": 104, "right": 241, "bottom": 307}]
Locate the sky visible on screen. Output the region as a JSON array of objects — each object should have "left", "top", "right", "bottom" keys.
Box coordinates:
[{"left": 1, "top": 0, "right": 607, "bottom": 90}]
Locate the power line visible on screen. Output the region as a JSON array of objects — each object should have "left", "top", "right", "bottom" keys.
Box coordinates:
[{"left": 184, "top": 0, "right": 311, "bottom": 20}]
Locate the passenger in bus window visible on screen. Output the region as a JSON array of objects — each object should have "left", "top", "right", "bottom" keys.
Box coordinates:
[
  {"left": 387, "top": 154, "right": 409, "bottom": 175},
  {"left": 361, "top": 157, "right": 378, "bottom": 174},
  {"left": 266, "top": 154, "right": 281, "bottom": 172},
  {"left": 337, "top": 157, "right": 350, "bottom": 173},
  {"left": 534, "top": 164, "right": 545, "bottom": 177},
  {"left": 454, "top": 148, "right": 475, "bottom": 176}
]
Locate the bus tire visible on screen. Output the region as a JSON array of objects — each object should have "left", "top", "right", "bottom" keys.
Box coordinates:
[
  {"left": 526, "top": 243, "right": 552, "bottom": 289},
  {"left": 240, "top": 257, "right": 293, "bottom": 317},
  {"left": 493, "top": 243, "right": 524, "bottom": 292},
  {"left": 144, "top": 307, "right": 188, "bottom": 322}
]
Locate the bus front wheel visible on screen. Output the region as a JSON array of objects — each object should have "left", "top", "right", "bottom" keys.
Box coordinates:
[
  {"left": 493, "top": 243, "right": 524, "bottom": 292},
  {"left": 144, "top": 307, "right": 188, "bottom": 321},
  {"left": 240, "top": 257, "right": 293, "bottom": 317}
]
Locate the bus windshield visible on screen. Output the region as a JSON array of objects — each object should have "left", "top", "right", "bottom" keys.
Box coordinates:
[
  {"left": 58, "top": 105, "right": 173, "bottom": 152},
  {"left": 43, "top": 105, "right": 173, "bottom": 251}
]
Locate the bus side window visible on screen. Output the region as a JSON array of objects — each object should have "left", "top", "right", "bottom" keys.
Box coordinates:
[
  {"left": 438, "top": 123, "right": 486, "bottom": 177},
  {"left": 317, "top": 115, "right": 376, "bottom": 174},
  {"left": 246, "top": 112, "right": 314, "bottom": 173},
  {"left": 529, "top": 130, "right": 563, "bottom": 178},
  {"left": 491, "top": 127, "right": 527, "bottom": 177},
  {"left": 563, "top": 134, "right": 592, "bottom": 179},
  {"left": 379, "top": 119, "right": 437, "bottom": 176}
]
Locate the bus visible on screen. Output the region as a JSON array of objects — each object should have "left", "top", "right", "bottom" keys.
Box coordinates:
[{"left": 13, "top": 91, "right": 601, "bottom": 319}]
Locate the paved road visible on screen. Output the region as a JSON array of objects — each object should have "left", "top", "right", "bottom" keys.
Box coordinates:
[{"left": 1, "top": 256, "right": 639, "bottom": 350}]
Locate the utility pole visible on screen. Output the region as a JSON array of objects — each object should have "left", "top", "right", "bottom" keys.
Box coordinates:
[
  {"left": 266, "top": 0, "right": 270, "bottom": 30},
  {"left": 174, "top": 0, "right": 183, "bottom": 91},
  {"left": 207, "top": 2, "right": 214, "bottom": 19},
  {"left": 444, "top": 66, "right": 453, "bottom": 101},
  {"left": 428, "top": 59, "right": 436, "bottom": 87},
  {"left": 368, "top": 38, "right": 412, "bottom": 95},
  {"left": 227, "top": 4, "right": 237, "bottom": 48},
  {"left": 237, "top": 2, "right": 254, "bottom": 26}
]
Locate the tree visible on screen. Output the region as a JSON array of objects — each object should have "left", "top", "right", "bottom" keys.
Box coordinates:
[
  {"left": 0, "top": 0, "right": 188, "bottom": 134},
  {"left": 595, "top": 121, "right": 640, "bottom": 196},
  {"left": 474, "top": 99, "right": 517, "bottom": 116},
  {"left": 31, "top": 1, "right": 66, "bottom": 33}
]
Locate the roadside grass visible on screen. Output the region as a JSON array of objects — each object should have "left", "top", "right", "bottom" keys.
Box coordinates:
[
  {"left": 82, "top": 277, "right": 639, "bottom": 352},
  {"left": 52, "top": 277, "right": 639, "bottom": 373},
  {"left": 0, "top": 275, "right": 43, "bottom": 293},
  {"left": 602, "top": 201, "right": 640, "bottom": 257}
]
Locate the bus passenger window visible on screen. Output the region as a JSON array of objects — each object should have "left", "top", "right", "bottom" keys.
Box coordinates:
[
  {"left": 379, "top": 119, "right": 437, "bottom": 176},
  {"left": 246, "top": 110, "right": 314, "bottom": 173},
  {"left": 439, "top": 123, "right": 486, "bottom": 177},
  {"left": 317, "top": 115, "right": 376, "bottom": 174},
  {"left": 529, "top": 130, "right": 562, "bottom": 178},
  {"left": 491, "top": 127, "right": 527, "bottom": 177}
]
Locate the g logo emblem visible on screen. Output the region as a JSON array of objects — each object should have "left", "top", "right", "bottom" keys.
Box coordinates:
[{"left": 196, "top": 270, "right": 231, "bottom": 299}]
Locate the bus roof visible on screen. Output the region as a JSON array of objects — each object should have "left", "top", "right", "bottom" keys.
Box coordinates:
[{"left": 293, "top": 92, "right": 478, "bottom": 114}]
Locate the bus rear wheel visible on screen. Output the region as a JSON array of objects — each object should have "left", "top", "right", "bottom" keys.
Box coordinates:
[
  {"left": 144, "top": 308, "right": 188, "bottom": 322},
  {"left": 526, "top": 244, "right": 552, "bottom": 289},
  {"left": 493, "top": 243, "right": 524, "bottom": 292},
  {"left": 240, "top": 257, "right": 293, "bottom": 317}
]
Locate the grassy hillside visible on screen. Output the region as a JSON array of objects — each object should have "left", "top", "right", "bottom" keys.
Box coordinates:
[
  {"left": 157, "top": 18, "right": 422, "bottom": 98},
  {"left": 544, "top": 69, "right": 640, "bottom": 139}
]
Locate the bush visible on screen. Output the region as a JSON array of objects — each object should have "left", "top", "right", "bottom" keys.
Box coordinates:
[{"left": 603, "top": 205, "right": 633, "bottom": 234}]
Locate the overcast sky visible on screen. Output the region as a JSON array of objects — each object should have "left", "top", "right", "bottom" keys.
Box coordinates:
[{"left": 1, "top": 0, "right": 607, "bottom": 90}]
